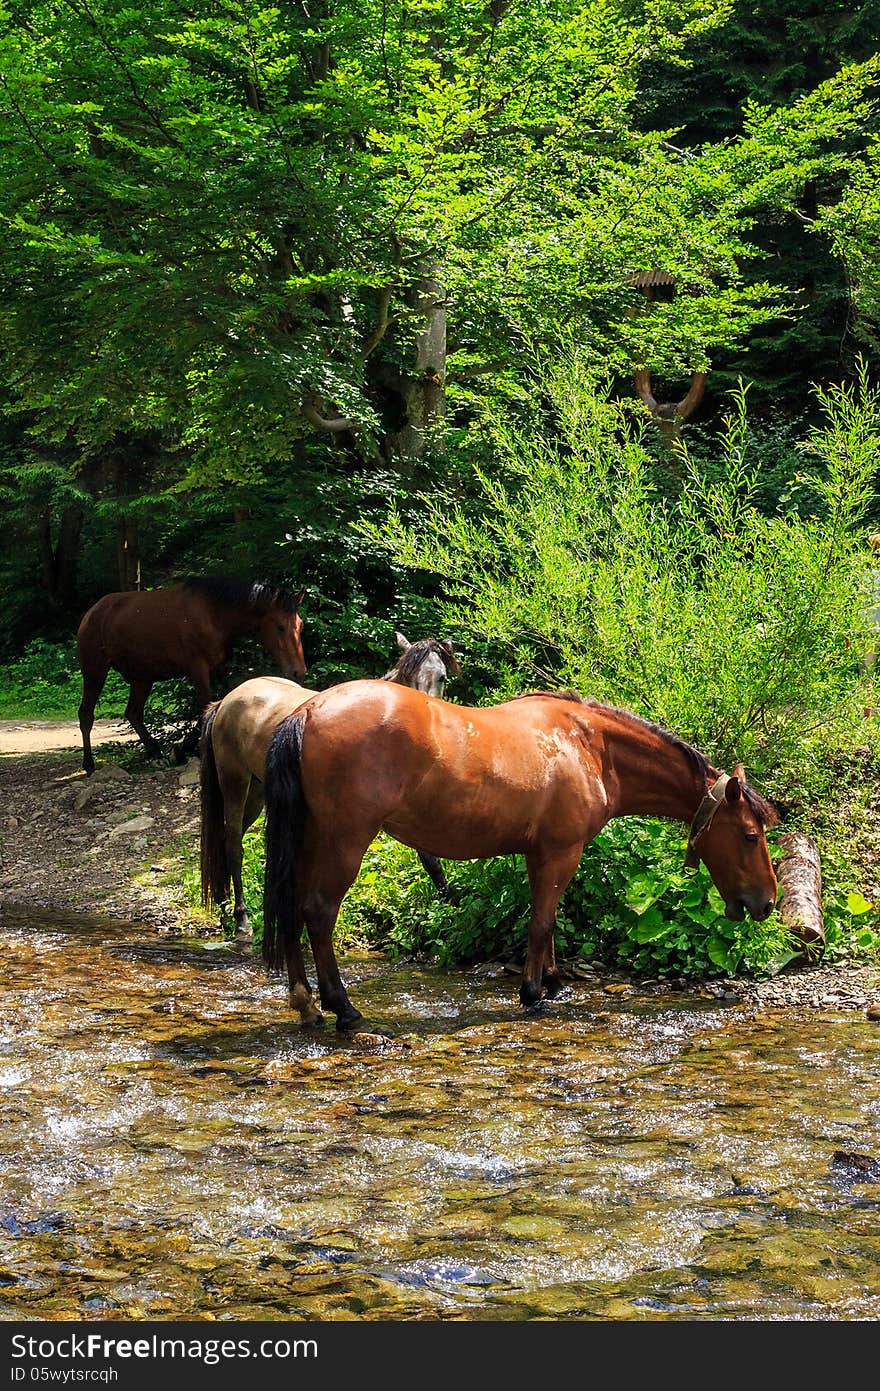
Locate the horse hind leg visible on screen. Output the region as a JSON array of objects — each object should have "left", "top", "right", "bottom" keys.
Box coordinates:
[
  {"left": 227, "top": 778, "right": 264, "bottom": 938},
  {"left": 78, "top": 664, "right": 109, "bottom": 775},
  {"left": 124, "top": 680, "right": 163, "bottom": 759},
  {"left": 301, "top": 835, "right": 377, "bottom": 1031}
]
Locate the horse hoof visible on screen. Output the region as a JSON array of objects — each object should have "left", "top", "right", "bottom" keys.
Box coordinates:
[
  {"left": 234, "top": 921, "right": 253, "bottom": 940},
  {"left": 519, "top": 980, "right": 543, "bottom": 1009},
  {"left": 335, "top": 1011, "right": 364, "bottom": 1033},
  {"left": 542, "top": 972, "right": 564, "bottom": 999}
]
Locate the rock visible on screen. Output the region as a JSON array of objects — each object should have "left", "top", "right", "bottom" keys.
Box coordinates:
[
  {"left": 177, "top": 759, "right": 201, "bottom": 788},
  {"left": 831, "top": 1150, "right": 880, "bottom": 1182},
  {"left": 92, "top": 763, "right": 130, "bottom": 782},
  {"left": 107, "top": 815, "right": 155, "bottom": 840},
  {"left": 3, "top": 816, "right": 19, "bottom": 829},
  {"left": 73, "top": 784, "right": 98, "bottom": 811},
  {"left": 867, "top": 1003, "right": 880, "bottom": 1022}
]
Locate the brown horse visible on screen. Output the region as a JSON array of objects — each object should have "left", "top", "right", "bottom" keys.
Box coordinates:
[
  {"left": 76, "top": 576, "right": 306, "bottom": 775},
  {"left": 260, "top": 682, "right": 779, "bottom": 1029},
  {"left": 199, "top": 635, "right": 461, "bottom": 935}
]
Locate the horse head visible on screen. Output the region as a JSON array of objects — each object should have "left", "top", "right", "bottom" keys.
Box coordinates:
[
  {"left": 392, "top": 633, "right": 460, "bottom": 699},
  {"left": 258, "top": 586, "right": 307, "bottom": 681},
  {"left": 686, "top": 763, "right": 779, "bottom": 922}
]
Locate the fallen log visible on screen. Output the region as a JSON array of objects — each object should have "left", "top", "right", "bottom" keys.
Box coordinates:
[{"left": 777, "top": 831, "right": 825, "bottom": 959}]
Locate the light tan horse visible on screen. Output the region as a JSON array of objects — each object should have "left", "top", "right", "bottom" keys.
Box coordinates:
[{"left": 199, "top": 636, "right": 460, "bottom": 934}]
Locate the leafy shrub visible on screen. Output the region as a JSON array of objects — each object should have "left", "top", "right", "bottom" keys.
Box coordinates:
[
  {"left": 0, "top": 638, "right": 127, "bottom": 719},
  {"left": 376, "top": 355, "right": 880, "bottom": 800}
]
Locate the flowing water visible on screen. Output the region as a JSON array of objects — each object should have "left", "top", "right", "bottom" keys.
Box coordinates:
[{"left": 1, "top": 904, "right": 879, "bottom": 1321}]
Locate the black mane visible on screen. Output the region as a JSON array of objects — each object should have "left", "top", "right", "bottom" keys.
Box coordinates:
[
  {"left": 385, "top": 638, "right": 461, "bottom": 684},
  {"left": 182, "top": 575, "right": 300, "bottom": 613},
  {"left": 514, "top": 690, "right": 776, "bottom": 825}
]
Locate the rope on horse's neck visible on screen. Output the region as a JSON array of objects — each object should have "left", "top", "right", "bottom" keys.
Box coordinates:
[{"left": 683, "top": 772, "right": 730, "bottom": 869}]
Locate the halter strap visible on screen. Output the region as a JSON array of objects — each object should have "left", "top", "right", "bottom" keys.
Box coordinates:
[{"left": 683, "top": 773, "right": 730, "bottom": 869}]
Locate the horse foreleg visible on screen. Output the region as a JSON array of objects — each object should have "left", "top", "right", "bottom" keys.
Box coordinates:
[
  {"left": 78, "top": 665, "right": 109, "bottom": 775},
  {"left": 417, "top": 851, "right": 460, "bottom": 905},
  {"left": 125, "top": 680, "right": 163, "bottom": 760},
  {"left": 520, "top": 844, "right": 583, "bottom": 1010}
]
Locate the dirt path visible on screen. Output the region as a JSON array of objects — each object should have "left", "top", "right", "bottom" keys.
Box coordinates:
[
  {"left": 0, "top": 718, "right": 137, "bottom": 755},
  {"left": 0, "top": 723, "right": 210, "bottom": 933}
]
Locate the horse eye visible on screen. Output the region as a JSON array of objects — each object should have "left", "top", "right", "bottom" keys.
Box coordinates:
[{"left": 744, "top": 832, "right": 759, "bottom": 845}]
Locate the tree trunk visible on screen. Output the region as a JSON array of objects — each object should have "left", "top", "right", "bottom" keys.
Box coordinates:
[
  {"left": 116, "top": 514, "right": 141, "bottom": 590},
  {"left": 389, "top": 259, "right": 446, "bottom": 462},
  {"left": 38, "top": 504, "right": 83, "bottom": 610},
  {"left": 777, "top": 831, "right": 825, "bottom": 958},
  {"left": 634, "top": 368, "right": 706, "bottom": 445}
]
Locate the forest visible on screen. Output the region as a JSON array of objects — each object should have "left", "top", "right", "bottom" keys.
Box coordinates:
[{"left": 3, "top": 0, "right": 880, "bottom": 977}]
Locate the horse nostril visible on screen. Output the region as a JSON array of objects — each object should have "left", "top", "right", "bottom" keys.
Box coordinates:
[{"left": 764, "top": 899, "right": 775, "bottom": 919}]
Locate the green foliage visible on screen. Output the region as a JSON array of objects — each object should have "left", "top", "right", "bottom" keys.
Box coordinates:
[
  {"left": 0, "top": 638, "right": 125, "bottom": 719},
  {"left": 376, "top": 353, "right": 880, "bottom": 798}
]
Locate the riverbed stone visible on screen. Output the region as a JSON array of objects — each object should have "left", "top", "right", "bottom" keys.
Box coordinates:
[{"left": 178, "top": 759, "right": 201, "bottom": 788}]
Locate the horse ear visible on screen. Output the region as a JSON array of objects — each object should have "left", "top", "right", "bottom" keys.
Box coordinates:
[
  {"left": 292, "top": 588, "right": 305, "bottom": 607},
  {"left": 396, "top": 631, "right": 410, "bottom": 652},
  {"left": 444, "top": 639, "right": 455, "bottom": 653},
  {"left": 732, "top": 761, "right": 746, "bottom": 782},
  {"left": 725, "top": 775, "right": 742, "bottom": 803}
]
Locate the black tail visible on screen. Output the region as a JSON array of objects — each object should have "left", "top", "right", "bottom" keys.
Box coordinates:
[
  {"left": 199, "top": 702, "right": 229, "bottom": 910},
  {"left": 262, "top": 711, "right": 308, "bottom": 974}
]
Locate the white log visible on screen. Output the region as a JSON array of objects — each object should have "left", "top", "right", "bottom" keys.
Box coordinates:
[{"left": 777, "top": 831, "right": 824, "bottom": 956}]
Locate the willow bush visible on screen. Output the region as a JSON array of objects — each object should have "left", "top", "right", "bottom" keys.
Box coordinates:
[
  {"left": 381, "top": 354, "right": 880, "bottom": 797},
  {"left": 349, "top": 354, "right": 880, "bottom": 974}
]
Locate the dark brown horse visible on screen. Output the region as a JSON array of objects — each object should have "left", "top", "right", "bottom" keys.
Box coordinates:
[
  {"left": 199, "top": 634, "right": 461, "bottom": 935},
  {"left": 76, "top": 576, "right": 306, "bottom": 775},
  {"left": 261, "top": 682, "right": 779, "bottom": 1029}
]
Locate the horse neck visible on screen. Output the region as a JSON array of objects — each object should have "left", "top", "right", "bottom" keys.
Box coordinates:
[
  {"left": 593, "top": 713, "right": 712, "bottom": 825},
  {"left": 205, "top": 599, "right": 263, "bottom": 639}
]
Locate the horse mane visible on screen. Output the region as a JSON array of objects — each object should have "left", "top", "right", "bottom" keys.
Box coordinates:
[
  {"left": 513, "top": 690, "right": 777, "bottom": 826},
  {"left": 182, "top": 575, "right": 300, "bottom": 613},
  {"left": 385, "top": 638, "right": 462, "bottom": 684}
]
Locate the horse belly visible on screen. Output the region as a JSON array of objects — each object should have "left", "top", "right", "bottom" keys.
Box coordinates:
[{"left": 382, "top": 780, "right": 544, "bottom": 860}]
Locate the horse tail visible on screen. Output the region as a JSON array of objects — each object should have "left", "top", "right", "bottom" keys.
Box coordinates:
[
  {"left": 262, "top": 711, "right": 308, "bottom": 974},
  {"left": 199, "top": 702, "right": 230, "bottom": 910}
]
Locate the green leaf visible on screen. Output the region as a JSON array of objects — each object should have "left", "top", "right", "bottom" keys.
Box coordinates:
[{"left": 846, "top": 891, "right": 874, "bottom": 916}]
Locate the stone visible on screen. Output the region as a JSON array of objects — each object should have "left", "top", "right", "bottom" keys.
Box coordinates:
[
  {"left": 107, "top": 815, "right": 155, "bottom": 840},
  {"left": 3, "top": 816, "right": 19, "bottom": 829},
  {"left": 73, "top": 784, "right": 98, "bottom": 811},
  {"left": 867, "top": 1004, "right": 880, "bottom": 1022},
  {"left": 92, "top": 763, "right": 130, "bottom": 782},
  {"left": 177, "top": 759, "right": 201, "bottom": 788}
]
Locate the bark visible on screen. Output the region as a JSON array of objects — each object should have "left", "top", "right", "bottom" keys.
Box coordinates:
[
  {"left": 634, "top": 368, "right": 706, "bottom": 444},
  {"left": 38, "top": 504, "right": 83, "bottom": 610},
  {"left": 116, "top": 514, "right": 141, "bottom": 591},
  {"left": 777, "top": 831, "right": 825, "bottom": 957},
  {"left": 388, "top": 259, "right": 447, "bottom": 462}
]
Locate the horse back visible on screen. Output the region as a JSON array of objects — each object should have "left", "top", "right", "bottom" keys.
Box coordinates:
[
  {"left": 76, "top": 587, "right": 220, "bottom": 681},
  {"left": 294, "top": 681, "right": 607, "bottom": 857},
  {"left": 211, "top": 675, "right": 317, "bottom": 783}
]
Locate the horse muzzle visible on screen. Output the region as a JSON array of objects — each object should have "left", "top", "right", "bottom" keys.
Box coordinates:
[
  {"left": 726, "top": 895, "right": 776, "bottom": 923},
  {"left": 282, "top": 662, "right": 308, "bottom": 681}
]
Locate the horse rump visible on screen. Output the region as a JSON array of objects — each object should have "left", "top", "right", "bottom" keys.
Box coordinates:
[
  {"left": 199, "top": 702, "right": 230, "bottom": 910},
  {"left": 262, "top": 711, "right": 309, "bottom": 973}
]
